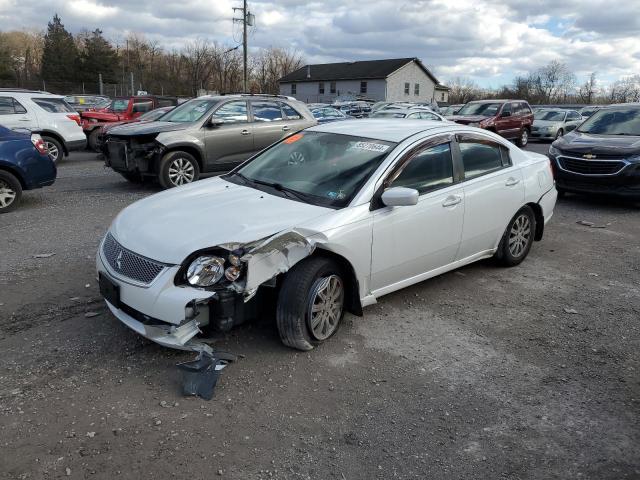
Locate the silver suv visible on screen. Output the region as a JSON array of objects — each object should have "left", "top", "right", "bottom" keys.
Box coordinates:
[{"left": 104, "top": 94, "right": 317, "bottom": 188}]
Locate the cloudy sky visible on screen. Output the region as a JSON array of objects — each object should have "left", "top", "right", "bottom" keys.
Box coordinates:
[{"left": 0, "top": 0, "right": 638, "bottom": 87}]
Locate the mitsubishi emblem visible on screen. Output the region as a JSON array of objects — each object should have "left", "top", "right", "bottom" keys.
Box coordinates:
[
  {"left": 116, "top": 250, "right": 123, "bottom": 270},
  {"left": 583, "top": 153, "right": 597, "bottom": 159}
]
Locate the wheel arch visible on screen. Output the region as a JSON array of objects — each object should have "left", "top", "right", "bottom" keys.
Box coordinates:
[
  {"left": 160, "top": 144, "right": 204, "bottom": 172},
  {"left": 0, "top": 164, "right": 25, "bottom": 188},
  {"left": 526, "top": 202, "right": 544, "bottom": 241},
  {"left": 39, "top": 130, "right": 68, "bottom": 156},
  {"left": 309, "top": 247, "right": 363, "bottom": 317}
]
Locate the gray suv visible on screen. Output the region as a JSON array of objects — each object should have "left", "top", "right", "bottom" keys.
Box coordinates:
[{"left": 104, "top": 94, "right": 316, "bottom": 188}]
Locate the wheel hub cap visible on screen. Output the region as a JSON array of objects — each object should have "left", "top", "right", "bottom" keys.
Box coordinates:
[
  {"left": 168, "top": 158, "right": 195, "bottom": 186},
  {"left": 45, "top": 142, "right": 59, "bottom": 162},
  {"left": 0, "top": 180, "right": 16, "bottom": 208},
  {"left": 308, "top": 275, "right": 344, "bottom": 341},
  {"left": 508, "top": 214, "right": 531, "bottom": 258}
]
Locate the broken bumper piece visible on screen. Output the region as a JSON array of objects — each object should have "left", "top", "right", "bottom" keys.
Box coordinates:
[{"left": 104, "top": 299, "right": 205, "bottom": 351}]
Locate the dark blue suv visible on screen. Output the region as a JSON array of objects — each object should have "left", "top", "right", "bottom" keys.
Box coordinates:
[{"left": 0, "top": 125, "right": 56, "bottom": 213}]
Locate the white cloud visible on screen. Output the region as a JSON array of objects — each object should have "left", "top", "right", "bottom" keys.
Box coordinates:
[{"left": 0, "top": 0, "right": 638, "bottom": 86}]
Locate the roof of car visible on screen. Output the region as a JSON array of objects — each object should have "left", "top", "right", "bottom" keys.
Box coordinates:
[
  {"left": 467, "top": 99, "right": 524, "bottom": 104},
  {"left": 308, "top": 118, "right": 449, "bottom": 142}
]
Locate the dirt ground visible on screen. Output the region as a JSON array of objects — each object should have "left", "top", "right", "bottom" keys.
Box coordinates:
[{"left": 0, "top": 145, "right": 638, "bottom": 480}]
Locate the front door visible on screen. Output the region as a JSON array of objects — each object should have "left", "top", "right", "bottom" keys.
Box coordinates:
[
  {"left": 203, "top": 100, "right": 254, "bottom": 170},
  {"left": 494, "top": 102, "right": 519, "bottom": 138},
  {"left": 455, "top": 134, "right": 524, "bottom": 259},
  {"left": 371, "top": 141, "right": 465, "bottom": 294}
]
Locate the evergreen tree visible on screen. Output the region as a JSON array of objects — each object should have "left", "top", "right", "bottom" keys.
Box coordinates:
[
  {"left": 79, "top": 29, "right": 118, "bottom": 83},
  {"left": 41, "top": 14, "right": 78, "bottom": 83}
]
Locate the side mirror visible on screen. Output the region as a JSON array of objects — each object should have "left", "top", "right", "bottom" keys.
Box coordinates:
[
  {"left": 381, "top": 187, "right": 419, "bottom": 207},
  {"left": 501, "top": 111, "right": 511, "bottom": 117},
  {"left": 209, "top": 117, "right": 224, "bottom": 127}
]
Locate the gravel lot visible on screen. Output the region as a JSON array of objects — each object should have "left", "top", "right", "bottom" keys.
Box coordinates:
[{"left": 0, "top": 142, "right": 638, "bottom": 480}]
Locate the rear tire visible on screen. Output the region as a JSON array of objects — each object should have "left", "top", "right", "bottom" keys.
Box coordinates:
[
  {"left": 158, "top": 151, "right": 200, "bottom": 189},
  {"left": 494, "top": 206, "right": 536, "bottom": 267},
  {"left": 42, "top": 136, "right": 63, "bottom": 163},
  {"left": 0, "top": 170, "right": 22, "bottom": 214},
  {"left": 88, "top": 129, "right": 100, "bottom": 152},
  {"left": 276, "top": 257, "right": 345, "bottom": 351},
  {"left": 555, "top": 128, "right": 564, "bottom": 140},
  {"left": 515, "top": 128, "right": 529, "bottom": 147}
]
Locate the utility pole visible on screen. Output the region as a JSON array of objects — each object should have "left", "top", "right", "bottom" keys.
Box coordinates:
[{"left": 233, "top": 1, "right": 254, "bottom": 93}]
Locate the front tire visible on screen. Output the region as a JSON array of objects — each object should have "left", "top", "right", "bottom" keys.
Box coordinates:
[
  {"left": 276, "top": 257, "right": 345, "bottom": 351},
  {"left": 494, "top": 206, "right": 536, "bottom": 267},
  {"left": 42, "top": 136, "right": 63, "bottom": 163},
  {"left": 516, "top": 128, "right": 529, "bottom": 147},
  {"left": 158, "top": 151, "right": 200, "bottom": 189},
  {"left": 0, "top": 170, "right": 22, "bottom": 214}
]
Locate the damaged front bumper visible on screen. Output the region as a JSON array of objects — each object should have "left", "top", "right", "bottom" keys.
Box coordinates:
[
  {"left": 97, "top": 230, "right": 319, "bottom": 351},
  {"left": 104, "top": 136, "right": 163, "bottom": 175}
]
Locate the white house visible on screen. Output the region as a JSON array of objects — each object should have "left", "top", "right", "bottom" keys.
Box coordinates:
[{"left": 278, "top": 57, "right": 448, "bottom": 104}]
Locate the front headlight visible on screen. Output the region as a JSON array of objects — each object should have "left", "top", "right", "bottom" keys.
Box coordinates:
[
  {"left": 548, "top": 145, "right": 561, "bottom": 157},
  {"left": 186, "top": 256, "right": 225, "bottom": 286}
]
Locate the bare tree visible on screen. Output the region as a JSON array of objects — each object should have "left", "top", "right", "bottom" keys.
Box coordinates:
[
  {"left": 251, "top": 47, "right": 304, "bottom": 94},
  {"left": 578, "top": 72, "right": 598, "bottom": 104},
  {"left": 446, "top": 77, "right": 483, "bottom": 104}
]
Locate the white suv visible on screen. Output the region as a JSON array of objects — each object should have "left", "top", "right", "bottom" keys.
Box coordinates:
[{"left": 0, "top": 90, "right": 86, "bottom": 162}]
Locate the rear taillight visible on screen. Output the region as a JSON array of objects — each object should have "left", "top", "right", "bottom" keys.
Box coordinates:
[
  {"left": 31, "top": 134, "right": 48, "bottom": 155},
  {"left": 67, "top": 114, "right": 81, "bottom": 126}
]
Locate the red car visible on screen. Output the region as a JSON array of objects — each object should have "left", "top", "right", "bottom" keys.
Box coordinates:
[
  {"left": 447, "top": 100, "right": 534, "bottom": 147},
  {"left": 81, "top": 96, "right": 177, "bottom": 151}
]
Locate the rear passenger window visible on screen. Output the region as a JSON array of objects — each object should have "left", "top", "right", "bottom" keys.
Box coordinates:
[
  {"left": 280, "top": 102, "right": 302, "bottom": 120},
  {"left": 252, "top": 101, "right": 284, "bottom": 122},
  {"left": 459, "top": 139, "right": 507, "bottom": 179},
  {"left": 32, "top": 98, "right": 74, "bottom": 113},
  {"left": 390, "top": 143, "right": 454, "bottom": 194},
  {"left": 0, "top": 97, "right": 25, "bottom": 114}
]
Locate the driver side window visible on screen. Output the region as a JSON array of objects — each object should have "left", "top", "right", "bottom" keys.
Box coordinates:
[
  {"left": 212, "top": 101, "right": 248, "bottom": 123},
  {"left": 389, "top": 143, "right": 454, "bottom": 195}
]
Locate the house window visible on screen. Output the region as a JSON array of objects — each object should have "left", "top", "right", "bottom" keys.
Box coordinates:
[
  {"left": 291, "top": 83, "right": 296, "bottom": 95},
  {"left": 441, "top": 92, "right": 445, "bottom": 101},
  {"left": 360, "top": 81, "right": 367, "bottom": 94},
  {"left": 414, "top": 83, "right": 420, "bottom": 95},
  {"left": 404, "top": 82, "right": 410, "bottom": 95},
  {"left": 319, "top": 82, "right": 325, "bottom": 94},
  {"left": 330, "top": 81, "right": 336, "bottom": 94}
]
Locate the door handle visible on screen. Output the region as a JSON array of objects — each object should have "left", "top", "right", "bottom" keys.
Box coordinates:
[
  {"left": 505, "top": 177, "right": 520, "bottom": 187},
  {"left": 282, "top": 126, "right": 290, "bottom": 132},
  {"left": 18, "top": 118, "right": 30, "bottom": 122},
  {"left": 240, "top": 129, "right": 250, "bottom": 136},
  {"left": 442, "top": 195, "right": 462, "bottom": 207}
]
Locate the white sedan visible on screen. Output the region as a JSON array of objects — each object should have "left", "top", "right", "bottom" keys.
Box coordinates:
[{"left": 96, "top": 120, "right": 557, "bottom": 351}]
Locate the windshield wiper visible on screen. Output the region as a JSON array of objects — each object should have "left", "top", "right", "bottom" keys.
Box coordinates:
[{"left": 249, "top": 178, "right": 312, "bottom": 202}]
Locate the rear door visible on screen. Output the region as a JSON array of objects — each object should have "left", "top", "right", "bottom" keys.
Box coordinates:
[
  {"left": 455, "top": 133, "right": 524, "bottom": 259},
  {"left": 250, "top": 100, "right": 290, "bottom": 151},
  {"left": 565, "top": 111, "right": 582, "bottom": 132},
  {"left": 203, "top": 100, "right": 253, "bottom": 170},
  {"left": 0, "top": 97, "right": 34, "bottom": 130},
  {"left": 279, "top": 101, "right": 312, "bottom": 133}
]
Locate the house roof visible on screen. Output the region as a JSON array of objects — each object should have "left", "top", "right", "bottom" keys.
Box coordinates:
[{"left": 279, "top": 58, "right": 440, "bottom": 85}]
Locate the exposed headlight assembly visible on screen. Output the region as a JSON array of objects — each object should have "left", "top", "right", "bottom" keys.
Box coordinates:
[
  {"left": 548, "top": 145, "right": 561, "bottom": 157},
  {"left": 186, "top": 256, "right": 225, "bottom": 287}
]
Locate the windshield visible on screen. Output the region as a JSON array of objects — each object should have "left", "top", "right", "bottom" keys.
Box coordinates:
[
  {"left": 139, "top": 107, "right": 171, "bottom": 121},
  {"left": 580, "top": 108, "right": 599, "bottom": 117},
  {"left": 227, "top": 131, "right": 397, "bottom": 208},
  {"left": 110, "top": 99, "right": 129, "bottom": 112},
  {"left": 457, "top": 102, "right": 502, "bottom": 117},
  {"left": 577, "top": 107, "right": 640, "bottom": 135},
  {"left": 534, "top": 111, "right": 566, "bottom": 121},
  {"left": 161, "top": 98, "right": 218, "bottom": 123},
  {"left": 312, "top": 108, "right": 346, "bottom": 119},
  {"left": 371, "top": 111, "right": 406, "bottom": 118}
]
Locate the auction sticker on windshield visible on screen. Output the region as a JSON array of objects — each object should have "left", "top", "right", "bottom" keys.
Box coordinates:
[{"left": 352, "top": 141, "right": 390, "bottom": 153}]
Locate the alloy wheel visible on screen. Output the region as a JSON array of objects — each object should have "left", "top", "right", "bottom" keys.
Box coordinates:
[
  {"left": 45, "top": 142, "right": 59, "bottom": 163},
  {"left": 508, "top": 214, "right": 531, "bottom": 258},
  {"left": 520, "top": 129, "right": 528, "bottom": 146},
  {"left": 0, "top": 179, "right": 17, "bottom": 209},
  {"left": 288, "top": 151, "right": 305, "bottom": 165},
  {"left": 168, "top": 158, "right": 195, "bottom": 186},
  {"left": 307, "top": 274, "right": 344, "bottom": 341}
]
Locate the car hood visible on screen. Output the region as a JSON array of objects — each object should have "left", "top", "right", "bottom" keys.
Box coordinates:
[
  {"left": 447, "top": 115, "right": 488, "bottom": 123},
  {"left": 554, "top": 131, "right": 640, "bottom": 156},
  {"left": 110, "top": 177, "right": 333, "bottom": 264},
  {"left": 534, "top": 120, "right": 562, "bottom": 127},
  {"left": 82, "top": 111, "right": 123, "bottom": 122},
  {"left": 108, "top": 121, "right": 188, "bottom": 136}
]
